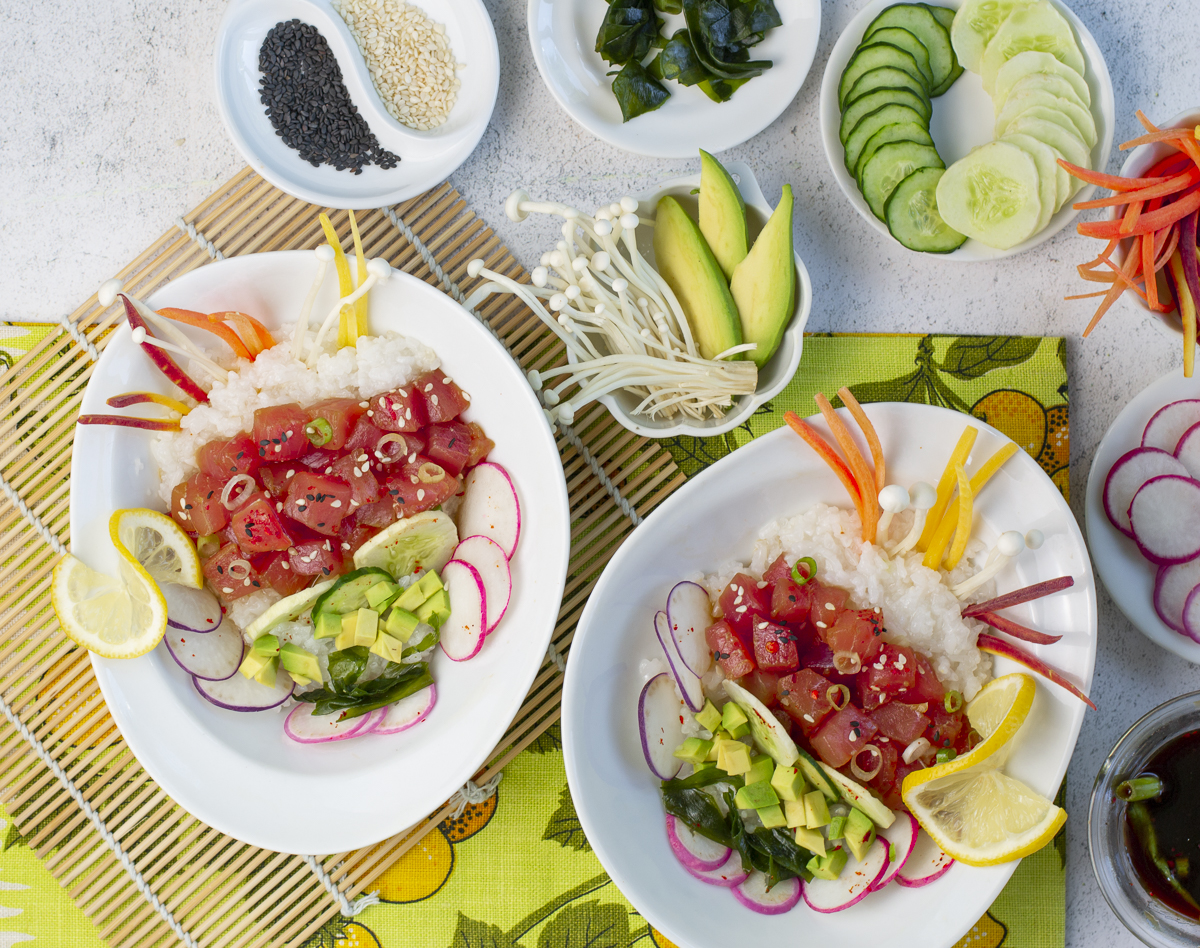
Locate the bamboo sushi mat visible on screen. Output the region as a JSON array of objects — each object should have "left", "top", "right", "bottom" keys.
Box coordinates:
[{"left": 0, "top": 168, "right": 689, "bottom": 948}]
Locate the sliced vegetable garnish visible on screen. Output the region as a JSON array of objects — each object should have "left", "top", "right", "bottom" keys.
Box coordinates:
[
  {"left": 917, "top": 426, "right": 978, "bottom": 551},
  {"left": 973, "top": 611, "right": 1063, "bottom": 645},
  {"left": 827, "top": 683, "right": 850, "bottom": 710},
  {"left": 946, "top": 463, "right": 973, "bottom": 569},
  {"left": 305, "top": 417, "right": 333, "bottom": 447},
  {"left": 922, "top": 439, "right": 1016, "bottom": 566},
  {"left": 976, "top": 633, "right": 1096, "bottom": 709},
  {"left": 837, "top": 387, "right": 885, "bottom": 494},
  {"left": 944, "top": 690, "right": 963, "bottom": 713},
  {"left": 348, "top": 209, "right": 369, "bottom": 338},
  {"left": 319, "top": 212, "right": 355, "bottom": 349},
  {"left": 791, "top": 556, "right": 816, "bottom": 586},
  {"left": 159, "top": 307, "right": 253, "bottom": 360},
  {"left": 815, "top": 393, "right": 878, "bottom": 543},
  {"left": 961, "top": 576, "right": 1075, "bottom": 617},
  {"left": 783, "top": 411, "right": 864, "bottom": 520}
]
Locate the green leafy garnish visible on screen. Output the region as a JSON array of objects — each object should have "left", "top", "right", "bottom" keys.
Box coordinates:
[
  {"left": 662, "top": 786, "right": 734, "bottom": 848},
  {"left": 682, "top": 0, "right": 774, "bottom": 80},
  {"left": 650, "top": 30, "right": 710, "bottom": 86},
  {"left": 326, "top": 646, "right": 369, "bottom": 692},
  {"left": 297, "top": 657, "right": 433, "bottom": 719},
  {"left": 654, "top": 0, "right": 683, "bottom": 12},
  {"left": 611, "top": 59, "right": 671, "bottom": 122},
  {"left": 595, "top": 0, "right": 663, "bottom": 65}
]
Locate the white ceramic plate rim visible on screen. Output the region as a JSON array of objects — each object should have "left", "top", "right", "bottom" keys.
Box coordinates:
[
  {"left": 69, "top": 252, "right": 570, "bottom": 853},
  {"left": 818, "top": 0, "right": 1115, "bottom": 260},
  {"left": 562, "top": 402, "right": 1096, "bottom": 948}
]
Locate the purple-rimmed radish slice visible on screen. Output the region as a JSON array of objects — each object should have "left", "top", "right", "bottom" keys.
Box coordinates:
[
  {"left": 194, "top": 670, "right": 293, "bottom": 711},
  {"left": 1181, "top": 585, "right": 1200, "bottom": 644},
  {"left": 457, "top": 462, "right": 520, "bottom": 558},
  {"left": 440, "top": 559, "right": 488, "bottom": 661},
  {"left": 1129, "top": 475, "right": 1200, "bottom": 565},
  {"left": 372, "top": 683, "right": 437, "bottom": 734},
  {"left": 654, "top": 611, "right": 704, "bottom": 711},
  {"left": 284, "top": 703, "right": 379, "bottom": 743},
  {"left": 666, "top": 814, "right": 731, "bottom": 871},
  {"left": 683, "top": 849, "right": 749, "bottom": 887},
  {"left": 733, "top": 871, "right": 802, "bottom": 915},
  {"left": 871, "top": 811, "right": 919, "bottom": 891},
  {"left": 638, "top": 673, "right": 685, "bottom": 779},
  {"left": 802, "top": 838, "right": 890, "bottom": 913},
  {"left": 163, "top": 584, "right": 223, "bottom": 633},
  {"left": 165, "top": 624, "right": 242, "bottom": 681},
  {"left": 666, "top": 581, "right": 714, "bottom": 678},
  {"left": 895, "top": 829, "right": 954, "bottom": 887},
  {"left": 1154, "top": 560, "right": 1200, "bottom": 633},
  {"left": 1177, "top": 422, "right": 1200, "bottom": 480},
  {"left": 1103, "top": 448, "right": 1188, "bottom": 537},
  {"left": 453, "top": 536, "right": 511, "bottom": 633},
  {"left": 1143, "top": 399, "right": 1200, "bottom": 453}
]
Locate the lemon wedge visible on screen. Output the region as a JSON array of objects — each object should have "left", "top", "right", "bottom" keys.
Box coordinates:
[
  {"left": 51, "top": 553, "right": 168, "bottom": 659},
  {"left": 110, "top": 508, "right": 203, "bottom": 589}
]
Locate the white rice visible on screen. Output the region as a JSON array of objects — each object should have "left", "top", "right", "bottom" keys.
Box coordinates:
[{"left": 700, "top": 503, "right": 993, "bottom": 700}]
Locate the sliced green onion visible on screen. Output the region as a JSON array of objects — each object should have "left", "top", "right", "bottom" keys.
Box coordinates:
[
  {"left": 196, "top": 534, "right": 221, "bottom": 559},
  {"left": 944, "top": 690, "right": 964, "bottom": 714},
  {"left": 791, "top": 556, "right": 817, "bottom": 586},
  {"left": 1117, "top": 775, "right": 1163, "bottom": 802},
  {"left": 935, "top": 748, "right": 957, "bottom": 764},
  {"left": 305, "top": 417, "right": 333, "bottom": 447},
  {"left": 827, "top": 684, "right": 850, "bottom": 710}
]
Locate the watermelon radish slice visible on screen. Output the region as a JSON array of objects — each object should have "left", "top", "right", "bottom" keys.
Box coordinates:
[
  {"left": 1176, "top": 422, "right": 1200, "bottom": 480},
  {"left": 871, "top": 811, "right": 919, "bottom": 891},
  {"left": 665, "top": 814, "right": 731, "bottom": 871},
  {"left": 665, "top": 581, "right": 714, "bottom": 678},
  {"left": 1154, "top": 560, "right": 1200, "bottom": 633},
  {"left": 439, "top": 559, "right": 488, "bottom": 661},
  {"left": 453, "top": 535, "right": 511, "bottom": 633},
  {"left": 164, "top": 583, "right": 223, "bottom": 633},
  {"left": 372, "top": 683, "right": 437, "bottom": 734},
  {"left": 1143, "top": 399, "right": 1200, "bottom": 453},
  {"left": 654, "top": 610, "right": 704, "bottom": 711},
  {"left": 1129, "top": 475, "right": 1200, "bottom": 564},
  {"left": 284, "top": 702, "right": 381, "bottom": 743},
  {"left": 638, "top": 672, "right": 685, "bottom": 780},
  {"left": 193, "top": 670, "right": 293, "bottom": 711},
  {"left": 457, "top": 462, "right": 520, "bottom": 558},
  {"left": 733, "top": 871, "right": 802, "bottom": 915},
  {"left": 802, "top": 838, "right": 890, "bottom": 912},
  {"left": 164, "top": 624, "right": 243, "bottom": 681},
  {"left": 1103, "top": 447, "right": 1189, "bottom": 536},
  {"left": 895, "top": 829, "right": 954, "bottom": 887},
  {"left": 681, "top": 849, "right": 749, "bottom": 888}
]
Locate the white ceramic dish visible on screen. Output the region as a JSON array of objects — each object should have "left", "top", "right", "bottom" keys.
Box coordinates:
[
  {"left": 563, "top": 402, "right": 1096, "bottom": 948},
  {"left": 526, "top": 0, "right": 820, "bottom": 159},
  {"left": 70, "top": 251, "right": 570, "bottom": 854},
  {"left": 575, "top": 162, "right": 810, "bottom": 439},
  {"left": 1085, "top": 366, "right": 1200, "bottom": 664},
  {"left": 818, "top": 0, "right": 1115, "bottom": 260},
  {"left": 214, "top": 0, "right": 499, "bottom": 210}
]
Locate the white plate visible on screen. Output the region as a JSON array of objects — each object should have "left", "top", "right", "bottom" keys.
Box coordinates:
[
  {"left": 1085, "top": 367, "right": 1200, "bottom": 664},
  {"left": 526, "top": 0, "right": 820, "bottom": 159},
  {"left": 562, "top": 402, "right": 1096, "bottom": 948},
  {"left": 214, "top": 0, "right": 499, "bottom": 210},
  {"left": 818, "top": 0, "right": 1115, "bottom": 260},
  {"left": 70, "top": 252, "right": 570, "bottom": 854}
]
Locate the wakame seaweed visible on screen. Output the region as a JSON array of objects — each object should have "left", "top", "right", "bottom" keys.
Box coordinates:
[
  {"left": 296, "top": 658, "right": 433, "bottom": 719},
  {"left": 654, "top": 0, "right": 684, "bottom": 12},
  {"left": 611, "top": 59, "right": 671, "bottom": 122},
  {"left": 683, "top": 0, "right": 775, "bottom": 80},
  {"left": 650, "top": 30, "right": 710, "bottom": 86},
  {"left": 663, "top": 767, "right": 744, "bottom": 791},
  {"left": 596, "top": 0, "right": 663, "bottom": 65},
  {"left": 662, "top": 786, "right": 734, "bottom": 847}
]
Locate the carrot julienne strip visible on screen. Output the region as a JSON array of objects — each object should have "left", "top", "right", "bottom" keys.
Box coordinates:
[
  {"left": 1082, "top": 246, "right": 1140, "bottom": 336},
  {"left": 917, "top": 426, "right": 977, "bottom": 552},
  {"left": 837, "top": 387, "right": 885, "bottom": 494},
  {"left": 1056, "top": 159, "right": 1171, "bottom": 192},
  {"left": 1120, "top": 199, "right": 1143, "bottom": 235},
  {"left": 1143, "top": 228, "right": 1160, "bottom": 310},
  {"left": 784, "top": 411, "right": 864, "bottom": 520},
  {"left": 815, "top": 393, "right": 878, "bottom": 544},
  {"left": 1077, "top": 188, "right": 1200, "bottom": 238},
  {"left": 1074, "top": 171, "right": 1199, "bottom": 209},
  {"left": 1120, "top": 128, "right": 1193, "bottom": 150},
  {"left": 973, "top": 612, "right": 1063, "bottom": 645}
]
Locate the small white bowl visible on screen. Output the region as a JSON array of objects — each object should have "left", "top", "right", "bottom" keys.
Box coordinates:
[
  {"left": 568, "top": 161, "right": 811, "bottom": 439},
  {"left": 214, "top": 0, "right": 499, "bottom": 210}
]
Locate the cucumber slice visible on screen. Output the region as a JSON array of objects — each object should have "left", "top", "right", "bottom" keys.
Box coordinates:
[
  {"left": 996, "top": 71, "right": 1090, "bottom": 119},
  {"left": 352, "top": 509, "right": 459, "bottom": 579},
  {"left": 860, "top": 141, "right": 945, "bottom": 220},
  {"left": 995, "top": 90, "right": 1097, "bottom": 146},
  {"left": 1005, "top": 113, "right": 1090, "bottom": 203},
  {"left": 1006, "top": 130, "right": 1071, "bottom": 209},
  {"left": 839, "top": 43, "right": 929, "bottom": 107},
  {"left": 817, "top": 762, "right": 896, "bottom": 828},
  {"left": 928, "top": 60, "right": 965, "bottom": 98},
  {"left": 311, "top": 567, "right": 396, "bottom": 618},
  {"left": 856, "top": 122, "right": 935, "bottom": 185},
  {"left": 979, "top": 0, "right": 1085, "bottom": 95},
  {"left": 244, "top": 580, "right": 336, "bottom": 639},
  {"left": 884, "top": 167, "right": 968, "bottom": 252},
  {"left": 999, "top": 132, "right": 1061, "bottom": 227},
  {"left": 840, "top": 88, "right": 932, "bottom": 144},
  {"left": 843, "top": 66, "right": 931, "bottom": 114},
  {"left": 796, "top": 748, "right": 840, "bottom": 802},
  {"left": 924, "top": 4, "right": 956, "bottom": 30},
  {"left": 866, "top": 27, "right": 934, "bottom": 86},
  {"left": 722, "top": 679, "right": 799, "bottom": 767},
  {"left": 843, "top": 103, "right": 928, "bottom": 174},
  {"left": 950, "top": 0, "right": 1036, "bottom": 73},
  {"left": 993, "top": 50, "right": 1091, "bottom": 108},
  {"left": 863, "top": 5, "right": 957, "bottom": 93},
  {"left": 936, "top": 141, "right": 1044, "bottom": 249}
]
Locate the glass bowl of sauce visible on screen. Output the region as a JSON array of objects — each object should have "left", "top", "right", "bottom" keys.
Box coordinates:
[{"left": 1090, "top": 692, "right": 1200, "bottom": 947}]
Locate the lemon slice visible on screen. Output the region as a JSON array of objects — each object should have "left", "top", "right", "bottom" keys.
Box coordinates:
[
  {"left": 51, "top": 553, "right": 168, "bottom": 658},
  {"left": 110, "top": 508, "right": 203, "bottom": 589}
]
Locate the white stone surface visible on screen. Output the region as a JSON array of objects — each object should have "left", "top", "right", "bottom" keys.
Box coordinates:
[{"left": 3, "top": 0, "right": 1199, "bottom": 944}]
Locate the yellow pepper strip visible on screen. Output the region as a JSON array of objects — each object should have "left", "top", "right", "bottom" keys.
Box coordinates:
[
  {"left": 946, "top": 463, "right": 973, "bottom": 569},
  {"left": 319, "top": 213, "right": 355, "bottom": 349},
  {"left": 1169, "top": 249, "right": 1196, "bottom": 378},
  {"left": 348, "top": 209, "right": 369, "bottom": 339},
  {"left": 916, "top": 426, "right": 978, "bottom": 552},
  {"left": 922, "top": 441, "right": 1019, "bottom": 569}
]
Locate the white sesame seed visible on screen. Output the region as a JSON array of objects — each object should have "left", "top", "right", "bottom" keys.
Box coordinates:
[
  {"left": 342, "top": 542, "right": 351, "bottom": 550},
  {"left": 825, "top": 602, "right": 834, "bottom": 610},
  {"left": 359, "top": 401, "right": 369, "bottom": 408},
  {"left": 442, "top": 377, "right": 452, "bottom": 384},
  {"left": 282, "top": 562, "right": 290, "bottom": 570},
  {"left": 803, "top": 714, "right": 814, "bottom": 723},
  {"left": 222, "top": 587, "right": 233, "bottom": 594},
  {"left": 756, "top": 581, "right": 768, "bottom": 589},
  {"left": 424, "top": 383, "right": 433, "bottom": 392},
  {"left": 331, "top": 500, "right": 343, "bottom": 508},
  {"left": 816, "top": 621, "right": 827, "bottom": 629}
]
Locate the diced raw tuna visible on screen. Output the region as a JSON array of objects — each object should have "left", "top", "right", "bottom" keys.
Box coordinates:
[
  {"left": 259, "top": 551, "right": 313, "bottom": 597},
  {"left": 258, "top": 462, "right": 302, "bottom": 498},
  {"left": 717, "top": 574, "right": 771, "bottom": 637},
  {"left": 926, "top": 706, "right": 966, "bottom": 751},
  {"left": 809, "top": 583, "right": 850, "bottom": 630},
  {"left": 384, "top": 458, "right": 461, "bottom": 517},
  {"left": 330, "top": 454, "right": 383, "bottom": 507},
  {"left": 705, "top": 619, "right": 755, "bottom": 678},
  {"left": 414, "top": 370, "right": 470, "bottom": 423},
  {"left": 170, "top": 481, "right": 191, "bottom": 532},
  {"left": 810, "top": 705, "right": 879, "bottom": 768},
  {"left": 289, "top": 537, "right": 344, "bottom": 577},
  {"left": 283, "top": 472, "right": 354, "bottom": 536},
  {"left": 304, "top": 398, "right": 366, "bottom": 450},
  {"left": 800, "top": 639, "right": 856, "bottom": 687},
  {"left": 371, "top": 388, "right": 427, "bottom": 433},
  {"left": 355, "top": 500, "right": 399, "bottom": 529},
  {"left": 337, "top": 517, "right": 377, "bottom": 559},
  {"left": 252, "top": 403, "right": 310, "bottom": 462},
  {"left": 751, "top": 617, "right": 800, "bottom": 673},
  {"left": 465, "top": 422, "right": 494, "bottom": 468},
  {"left": 911, "top": 653, "right": 946, "bottom": 703},
  {"left": 230, "top": 494, "right": 294, "bottom": 553},
  {"left": 197, "top": 434, "right": 260, "bottom": 480},
  {"left": 822, "top": 609, "right": 885, "bottom": 666},
  {"left": 183, "top": 473, "right": 230, "bottom": 536},
  {"left": 739, "top": 669, "right": 781, "bottom": 708},
  {"left": 884, "top": 760, "right": 922, "bottom": 811},
  {"left": 771, "top": 577, "right": 814, "bottom": 625},
  {"left": 203, "top": 542, "right": 265, "bottom": 602},
  {"left": 425, "top": 422, "right": 472, "bottom": 477},
  {"left": 777, "top": 668, "right": 834, "bottom": 735},
  {"left": 299, "top": 449, "right": 338, "bottom": 473},
  {"left": 871, "top": 700, "right": 931, "bottom": 745},
  {"left": 867, "top": 738, "right": 900, "bottom": 798},
  {"left": 345, "top": 416, "right": 388, "bottom": 455},
  {"left": 860, "top": 644, "right": 917, "bottom": 698}
]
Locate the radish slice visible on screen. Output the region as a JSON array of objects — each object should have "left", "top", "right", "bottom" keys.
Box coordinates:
[
  {"left": 453, "top": 535, "right": 511, "bottom": 633},
  {"left": 284, "top": 702, "right": 379, "bottom": 743},
  {"left": 733, "top": 871, "right": 802, "bottom": 915},
  {"left": 682, "top": 849, "right": 749, "bottom": 888},
  {"left": 666, "top": 581, "right": 714, "bottom": 678},
  {"left": 457, "top": 462, "right": 520, "bottom": 558},
  {"left": 1129, "top": 475, "right": 1200, "bottom": 564},
  {"left": 1143, "top": 399, "right": 1200, "bottom": 453},
  {"left": 665, "top": 814, "right": 731, "bottom": 871},
  {"left": 895, "top": 829, "right": 954, "bottom": 887},
  {"left": 1154, "top": 560, "right": 1200, "bottom": 633},
  {"left": 163, "top": 584, "right": 223, "bottom": 633},
  {"left": 372, "top": 683, "right": 437, "bottom": 734},
  {"left": 871, "top": 811, "right": 919, "bottom": 891},
  {"left": 1176, "top": 422, "right": 1200, "bottom": 479},
  {"left": 439, "top": 559, "right": 488, "bottom": 661},
  {"left": 638, "top": 672, "right": 685, "bottom": 780},
  {"left": 1181, "top": 586, "right": 1200, "bottom": 644},
  {"left": 802, "top": 838, "right": 890, "bottom": 913},
  {"left": 654, "top": 610, "right": 704, "bottom": 712},
  {"left": 164, "top": 624, "right": 243, "bottom": 681},
  {"left": 193, "top": 670, "right": 293, "bottom": 710},
  {"left": 1103, "top": 447, "right": 1188, "bottom": 537}
]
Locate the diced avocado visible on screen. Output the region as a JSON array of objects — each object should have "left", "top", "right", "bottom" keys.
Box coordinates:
[
  {"left": 370, "top": 632, "right": 404, "bottom": 663},
  {"left": 827, "top": 814, "right": 848, "bottom": 840},
  {"left": 352, "top": 607, "right": 379, "bottom": 648},
  {"left": 365, "top": 581, "right": 399, "bottom": 611},
  {"left": 238, "top": 650, "right": 272, "bottom": 680},
  {"left": 416, "top": 570, "right": 444, "bottom": 599},
  {"left": 771, "top": 764, "right": 808, "bottom": 802},
  {"left": 394, "top": 581, "right": 428, "bottom": 613},
  {"left": 729, "top": 184, "right": 795, "bottom": 368},
  {"left": 279, "top": 643, "right": 321, "bottom": 682},
  {"left": 252, "top": 634, "right": 280, "bottom": 657},
  {"left": 794, "top": 825, "right": 827, "bottom": 857},
  {"left": 335, "top": 614, "right": 357, "bottom": 651},
  {"left": 783, "top": 799, "right": 807, "bottom": 829},
  {"left": 758, "top": 804, "right": 787, "bottom": 829},
  {"left": 693, "top": 760, "right": 718, "bottom": 774},
  {"left": 385, "top": 607, "right": 420, "bottom": 643},
  {"left": 796, "top": 748, "right": 840, "bottom": 802},
  {"left": 706, "top": 738, "right": 721, "bottom": 761},
  {"left": 721, "top": 742, "right": 753, "bottom": 776},
  {"left": 290, "top": 674, "right": 313, "bottom": 686},
  {"left": 415, "top": 589, "right": 451, "bottom": 629},
  {"left": 695, "top": 699, "right": 722, "bottom": 732},
  {"left": 804, "top": 789, "right": 831, "bottom": 829},
  {"left": 673, "top": 738, "right": 714, "bottom": 765},
  {"left": 817, "top": 760, "right": 896, "bottom": 828},
  {"left": 653, "top": 195, "right": 743, "bottom": 362},
  {"left": 698, "top": 149, "right": 748, "bottom": 280},
  {"left": 253, "top": 656, "right": 278, "bottom": 688},
  {"left": 745, "top": 755, "right": 775, "bottom": 786},
  {"left": 734, "top": 781, "right": 779, "bottom": 811},
  {"left": 314, "top": 611, "right": 342, "bottom": 640},
  {"left": 720, "top": 701, "right": 750, "bottom": 738},
  {"left": 807, "top": 847, "right": 848, "bottom": 881},
  {"left": 844, "top": 808, "right": 877, "bottom": 861}
]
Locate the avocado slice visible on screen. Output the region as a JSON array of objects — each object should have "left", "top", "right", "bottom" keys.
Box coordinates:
[
  {"left": 729, "top": 184, "right": 796, "bottom": 368},
  {"left": 844, "top": 807, "right": 877, "bottom": 861},
  {"left": 279, "top": 643, "right": 321, "bottom": 683},
  {"left": 699, "top": 150, "right": 748, "bottom": 280},
  {"left": 653, "top": 195, "right": 743, "bottom": 361}
]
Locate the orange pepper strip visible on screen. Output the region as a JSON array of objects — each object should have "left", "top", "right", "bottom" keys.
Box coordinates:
[
  {"left": 815, "top": 393, "right": 879, "bottom": 544},
  {"left": 783, "top": 412, "right": 863, "bottom": 522},
  {"left": 1056, "top": 158, "right": 1172, "bottom": 192},
  {"left": 1077, "top": 189, "right": 1200, "bottom": 238},
  {"left": 837, "top": 387, "right": 885, "bottom": 495},
  {"left": 158, "top": 307, "right": 253, "bottom": 360},
  {"left": 219, "top": 312, "right": 265, "bottom": 356},
  {"left": 1075, "top": 171, "right": 1200, "bottom": 209},
  {"left": 237, "top": 313, "right": 277, "bottom": 349}
]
